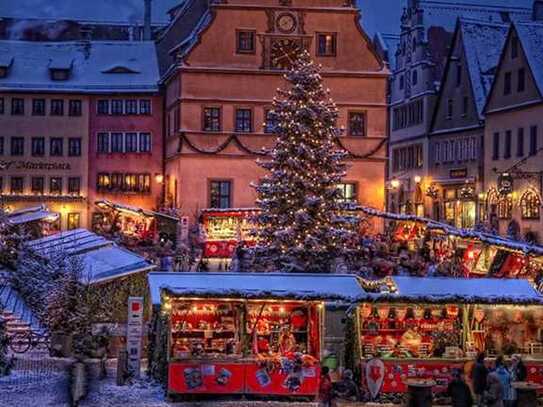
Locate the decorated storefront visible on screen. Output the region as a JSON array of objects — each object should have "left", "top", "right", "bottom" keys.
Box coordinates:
[
  {"left": 358, "top": 276, "right": 543, "bottom": 397},
  {"left": 147, "top": 272, "right": 363, "bottom": 399},
  {"left": 199, "top": 208, "right": 258, "bottom": 259}
]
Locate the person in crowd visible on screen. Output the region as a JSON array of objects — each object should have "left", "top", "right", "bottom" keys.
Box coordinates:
[
  {"left": 318, "top": 366, "right": 333, "bottom": 407},
  {"left": 485, "top": 370, "right": 504, "bottom": 407},
  {"left": 333, "top": 369, "right": 360, "bottom": 401},
  {"left": 447, "top": 368, "right": 473, "bottom": 407},
  {"left": 472, "top": 352, "right": 488, "bottom": 406},
  {"left": 510, "top": 354, "right": 527, "bottom": 407},
  {"left": 495, "top": 356, "right": 513, "bottom": 407}
]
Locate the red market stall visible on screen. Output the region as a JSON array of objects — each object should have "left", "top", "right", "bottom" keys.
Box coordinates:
[
  {"left": 147, "top": 272, "right": 364, "bottom": 399},
  {"left": 199, "top": 208, "right": 258, "bottom": 259},
  {"left": 358, "top": 276, "right": 543, "bottom": 398}
]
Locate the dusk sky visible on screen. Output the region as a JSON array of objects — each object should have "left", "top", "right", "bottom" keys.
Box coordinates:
[{"left": 358, "top": 0, "right": 404, "bottom": 36}]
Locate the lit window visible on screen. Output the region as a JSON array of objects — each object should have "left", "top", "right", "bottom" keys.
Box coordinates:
[
  {"left": 49, "top": 177, "right": 63, "bottom": 195},
  {"left": 521, "top": 190, "right": 541, "bottom": 219},
  {"left": 67, "top": 213, "right": 80, "bottom": 230},
  {"left": 210, "top": 180, "right": 231, "bottom": 208},
  {"left": 337, "top": 183, "right": 357, "bottom": 203},
  {"left": 203, "top": 107, "right": 221, "bottom": 132},
  {"left": 235, "top": 109, "right": 252, "bottom": 133},
  {"left": 236, "top": 30, "right": 255, "bottom": 54},
  {"left": 348, "top": 112, "right": 366, "bottom": 137},
  {"left": 317, "top": 33, "right": 336, "bottom": 56}
]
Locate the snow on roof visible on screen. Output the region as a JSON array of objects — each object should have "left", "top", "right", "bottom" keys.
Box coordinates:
[
  {"left": 95, "top": 200, "right": 179, "bottom": 222},
  {"left": 28, "top": 229, "right": 154, "bottom": 283},
  {"left": 0, "top": 0, "right": 182, "bottom": 25},
  {"left": 515, "top": 22, "right": 543, "bottom": 96},
  {"left": 0, "top": 40, "right": 159, "bottom": 93},
  {"left": 7, "top": 205, "right": 59, "bottom": 225},
  {"left": 147, "top": 272, "right": 365, "bottom": 305},
  {"left": 384, "top": 276, "right": 543, "bottom": 304},
  {"left": 460, "top": 19, "right": 509, "bottom": 119},
  {"left": 374, "top": 32, "right": 400, "bottom": 70}
]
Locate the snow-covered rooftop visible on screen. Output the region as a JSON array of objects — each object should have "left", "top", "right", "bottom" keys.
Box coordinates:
[
  {"left": 384, "top": 276, "right": 543, "bottom": 304},
  {"left": 147, "top": 272, "right": 366, "bottom": 304},
  {"left": 460, "top": 19, "right": 509, "bottom": 119},
  {"left": 515, "top": 21, "right": 543, "bottom": 97},
  {"left": 28, "top": 229, "right": 155, "bottom": 283},
  {"left": 7, "top": 205, "right": 59, "bottom": 225},
  {"left": 0, "top": 40, "right": 159, "bottom": 93},
  {"left": 0, "top": 0, "right": 182, "bottom": 25}
]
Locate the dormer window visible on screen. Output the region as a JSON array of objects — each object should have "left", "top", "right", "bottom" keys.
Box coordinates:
[
  {"left": 49, "top": 57, "right": 73, "bottom": 81},
  {"left": 50, "top": 69, "right": 70, "bottom": 81},
  {"left": 0, "top": 57, "right": 13, "bottom": 78}
]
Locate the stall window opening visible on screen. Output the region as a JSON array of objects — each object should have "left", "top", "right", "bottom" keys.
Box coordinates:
[{"left": 210, "top": 180, "right": 232, "bottom": 209}]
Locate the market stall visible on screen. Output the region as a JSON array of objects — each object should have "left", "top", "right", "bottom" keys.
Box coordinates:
[
  {"left": 358, "top": 276, "right": 543, "bottom": 396},
  {"left": 147, "top": 272, "right": 364, "bottom": 399},
  {"left": 199, "top": 208, "right": 258, "bottom": 259}
]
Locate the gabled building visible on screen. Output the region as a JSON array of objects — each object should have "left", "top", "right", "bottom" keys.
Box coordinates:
[
  {"left": 157, "top": 0, "right": 389, "bottom": 237},
  {"left": 428, "top": 19, "right": 508, "bottom": 229},
  {"left": 387, "top": 0, "right": 532, "bottom": 216},
  {"left": 483, "top": 19, "right": 543, "bottom": 241}
]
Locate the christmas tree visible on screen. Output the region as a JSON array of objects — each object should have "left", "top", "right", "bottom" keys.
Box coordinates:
[{"left": 253, "top": 51, "right": 359, "bottom": 273}]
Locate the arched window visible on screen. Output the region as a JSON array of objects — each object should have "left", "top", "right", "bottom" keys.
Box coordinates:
[
  {"left": 521, "top": 189, "right": 541, "bottom": 219},
  {"left": 487, "top": 188, "right": 499, "bottom": 216},
  {"left": 498, "top": 195, "right": 513, "bottom": 219},
  {"left": 412, "top": 69, "right": 418, "bottom": 86}
]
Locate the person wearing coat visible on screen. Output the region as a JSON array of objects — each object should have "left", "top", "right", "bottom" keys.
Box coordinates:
[
  {"left": 510, "top": 354, "right": 527, "bottom": 407},
  {"left": 472, "top": 352, "right": 488, "bottom": 406},
  {"left": 485, "top": 371, "right": 504, "bottom": 407},
  {"left": 447, "top": 369, "right": 473, "bottom": 407},
  {"left": 495, "top": 356, "right": 513, "bottom": 407}
]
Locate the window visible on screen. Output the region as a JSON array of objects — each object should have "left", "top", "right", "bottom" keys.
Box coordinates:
[
  {"left": 10, "top": 177, "right": 23, "bottom": 194},
  {"left": 68, "top": 100, "right": 82, "bottom": 116},
  {"left": 111, "top": 132, "right": 124, "bottom": 153},
  {"left": 517, "top": 128, "right": 524, "bottom": 157},
  {"left": 11, "top": 137, "right": 24, "bottom": 156},
  {"left": 462, "top": 96, "right": 468, "bottom": 116},
  {"left": 139, "top": 133, "right": 151, "bottom": 152},
  {"left": 399, "top": 75, "right": 404, "bottom": 90},
  {"left": 0, "top": 97, "right": 4, "bottom": 114},
  {"left": 504, "top": 71, "right": 512, "bottom": 95},
  {"left": 348, "top": 112, "right": 366, "bottom": 136},
  {"left": 337, "top": 183, "right": 357, "bottom": 203},
  {"left": 209, "top": 180, "right": 231, "bottom": 208},
  {"left": 97, "top": 132, "right": 110, "bottom": 153},
  {"left": 68, "top": 138, "right": 81, "bottom": 156},
  {"left": 447, "top": 99, "right": 453, "bottom": 119},
  {"left": 136, "top": 174, "right": 151, "bottom": 193},
  {"left": 512, "top": 36, "right": 519, "bottom": 59},
  {"left": 111, "top": 99, "right": 123, "bottom": 115},
  {"left": 235, "top": 108, "right": 252, "bottom": 133},
  {"left": 32, "top": 99, "right": 46, "bottom": 116},
  {"left": 125, "top": 132, "right": 138, "bottom": 152},
  {"left": 31, "top": 177, "right": 44, "bottom": 195},
  {"left": 530, "top": 125, "right": 538, "bottom": 156},
  {"left": 31, "top": 137, "right": 45, "bottom": 156},
  {"left": 125, "top": 100, "right": 138, "bottom": 115},
  {"left": 49, "top": 177, "right": 63, "bottom": 195},
  {"left": 521, "top": 190, "right": 541, "bottom": 219},
  {"left": 97, "top": 100, "right": 109, "bottom": 115},
  {"left": 0, "top": 137, "right": 3, "bottom": 155},
  {"left": 412, "top": 69, "right": 418, "bottom": 86},
  {"left": 0, "top": 177, "right": 2, "bottom": 193},
  {"left": 203, "top": 107, "right": 221, "bottom": 132},
  {"left": 50, "top": 138, "right": 64, "bottom": 156},
  {"left": 504, "top": 130, "right": 512, "bottom": 159},
  {"left": 50, "top": 99, "right": 64, "bottom": 116},
  {"left": 50, "top": 69, "right": 69, "bottom": 81},
  {"left": 97, "top": 173, "right": 110, "bottom": 191},
  {"left": 67, "top": 213, "right": 81, "bottom": 230},
  {"left": 492, "top": 132, "right": 500, "bottom": 160},
  {"left": 264, "top": 109, "right": 279, "bottom": 134},
  {"left": 68, "top": 177, "right": 81, "bottom": 195},
  {"left": 139, "top": 99, "right": 151, "bottom": 115},
  {"left": 11, "top": 98, "right": 24, "bottom": 115},
  {"left": 518, "top": 68, "right": 526, "bottom": 92},
  {"left": 456, "top": 64, "right": 462, "bottom": 87},
  {"left": 317, "top": 33, "right": 336, "bottom": 56},
  {"left": 498, "top": 196, "right": 512, "bottom": 219},
  {"left": 236, "top": 30, "right": 255, "bottom": 54}
]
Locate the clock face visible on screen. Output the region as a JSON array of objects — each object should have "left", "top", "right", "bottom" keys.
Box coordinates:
[
  {"left": 276, "top": 13, "right": 297, "bottom": 34},
  {"left": 270, "top": 39, "right": 303, "bottom": 70}
]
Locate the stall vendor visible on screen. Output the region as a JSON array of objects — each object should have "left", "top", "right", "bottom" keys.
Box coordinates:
[{"left": 279, "top": 327, "right": 297, "bottom": 354}]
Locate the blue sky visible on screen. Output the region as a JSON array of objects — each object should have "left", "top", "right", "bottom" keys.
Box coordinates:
[{"left": 357, "top": 0, "right": 405, "bottom": 36}]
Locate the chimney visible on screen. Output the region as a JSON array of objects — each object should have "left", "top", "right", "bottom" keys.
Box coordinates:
[
  {"left": 534, "top": 0, "right": 543, "bottom": 21},
  {"left": 143, "top": 0, "right": 152, "bottom": 40}
]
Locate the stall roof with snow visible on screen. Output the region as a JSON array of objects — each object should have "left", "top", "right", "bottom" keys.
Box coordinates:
[
  {"left": 27, "top": 229, "right": 155, "bottom": 283},
  {"left": 6, "top": 205, "right": 59, "bottom": 225},
  {"left": 0, "top": 40, "right": 159, "bottom": 93},
  {"left": 370, "top": 276, "right": 543, "bottom": 305},
  {"left": 148, "top": 272, "right": 366, "bottom": 304},
  {"left": 95, "top": 200, "right": 179, "bottom": 222}
]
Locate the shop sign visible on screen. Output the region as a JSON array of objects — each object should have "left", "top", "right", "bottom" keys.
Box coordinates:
[
  {"left": 365, "top": 357, "right": 385, "bottom": 398},
  {"left": 0, "top": 160, "right": 71, "bottom": 171},
  {"left": 498, "top": 173, "right": 514, "bottom": 195},
  {"left": 126, "top": 297, "right": 144, "bottom": 377},
  {"left": 449, "top": 168, "right": 468, "bottom": 179}
]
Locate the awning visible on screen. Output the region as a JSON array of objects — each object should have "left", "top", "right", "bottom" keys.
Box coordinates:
[
  {"left": 147, "top": 272, "right": 366, "bottom": 305},
  {"left": 27, "top": 228, "right": 155, "bottom": 283},
  {"left": 368, "top": 276, "right": 543, "bottom": 305},
  {"left": 7, "top": 205, "right": 59, "bottom": 225},
  {"left": 95, "top": 199, "right": 179, "bottom": 222}
]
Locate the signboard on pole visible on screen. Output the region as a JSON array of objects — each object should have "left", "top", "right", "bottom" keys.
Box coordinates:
[{"left": 126, "top": 297, "right": 144, "bottom": 378}]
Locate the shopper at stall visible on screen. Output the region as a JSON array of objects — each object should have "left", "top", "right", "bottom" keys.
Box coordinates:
[
  {"left": 318, "top": 366, "right": 333, "bottom": 406},
  {"left": 495, "top": 356, "right": 513, "bottom": 407},
  {"left": 485, "top": 371, "right": 504, "bottom": 407},
  {"left": 447, "top": 368, "right": 473, "bottom": 407},
  {"left": 472, "top": 352, "right": 489, "bottom": 406},
  {"left": 510, "top": 354, "right": 527, "bottom": 407},
  {"left": 332, "top": 369, "right": 360, "bottom": 401}
]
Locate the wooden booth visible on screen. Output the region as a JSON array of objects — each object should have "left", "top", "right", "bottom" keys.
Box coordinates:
[
  {"left": 358, "top": 276, "right": 543, "bottom": 396},
  {"left": 147, "top": 272, "right": 363, "bottom": 399}
]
